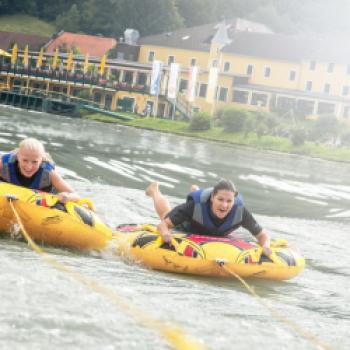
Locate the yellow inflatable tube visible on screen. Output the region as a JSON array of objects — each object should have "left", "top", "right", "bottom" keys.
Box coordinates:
[
  {"left": 114, "top": 224, "right": 305, "bottom": 280},
  {"left": 0, "top": 182, "right": 112, "bottom": 250}
]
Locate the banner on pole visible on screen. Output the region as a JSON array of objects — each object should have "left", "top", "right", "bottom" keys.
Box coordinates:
[
  {"left": 186, "top": 66, "right": 198, "bottom": 102},
  {"left": 99, "top": 54, "right": 106, "bottom": 76},
  {"left": 66, "top": 51, "right": 73, "bottom": 72},
  {"left": 206, "top": 67, "right": 218, "bottom": 104},
  {"left": 52, "top": 49, "right": 58, "bottom": 70},
  {"left": 22, "top": 45, "right": 28, "bottom": 68},
  {"left": 36, "top": 47, "right": 44, "bottom": 68},
  {"left": 167, "top": 63, "right": 180, "bottom": 99},
  {"left": 150, "top": 60, "right": 163, "bottom": 96},
  {"left": 11, "top": 44, "right": 18, "bottom": 65},
  {"left": 83, "top": 54, "right": 89, "bottom": 74}
]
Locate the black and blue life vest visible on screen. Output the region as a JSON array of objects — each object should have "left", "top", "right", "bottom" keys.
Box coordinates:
[
  {"left": 1, "top": 152, "right": 55, "bottom": 191},
  {"left": 184, "top": 188, "right": 244, "bottom": 236}
]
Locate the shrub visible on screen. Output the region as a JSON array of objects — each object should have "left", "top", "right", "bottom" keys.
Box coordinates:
[
  {"left": 76, "top": 89, "right": 92, "bottom": 101},
  {"left": 308, "top": 114, "right": 339, "bottom": 142},
  {"left": 340, "top": 131, "right": 350, "bottom": 147},
  {"left": 218, "top": 107, "right": 250, "bottom": 133},
  {"left": 189, "top": 112, "right": 212, "bottom": 131},
  {"left": 290, "top": 128, "right": 307, "bottom": 146},
  {"left": 252, "top": 111, "right": 281, "bottom": 135}
]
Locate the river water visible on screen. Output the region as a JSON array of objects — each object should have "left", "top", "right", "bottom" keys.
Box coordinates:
[{"left": 0, "top": 106, "right": 349, "bottom": 350}]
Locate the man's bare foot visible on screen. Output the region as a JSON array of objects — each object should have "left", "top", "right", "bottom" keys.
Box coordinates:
[
  {"left": 190, "top": 184, "right": 199, "bottom": 192},
  {"left": 145, "top": 181, "right": 159, "bottom": 197}
]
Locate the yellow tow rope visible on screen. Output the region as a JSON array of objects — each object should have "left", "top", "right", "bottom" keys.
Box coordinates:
[
  {"left": 141, "top": 224, "right": 333, "bottom": 350},
  {"left": 7, "top": 197, "right": 206, "bottom": 350},
  {"left": 218, "top": 262, "right": 334, "bottom": 350}
]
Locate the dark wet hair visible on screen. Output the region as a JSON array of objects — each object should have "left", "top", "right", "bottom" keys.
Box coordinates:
[{"left": 212, "top": 179, "right": 236, "bottom": 195}]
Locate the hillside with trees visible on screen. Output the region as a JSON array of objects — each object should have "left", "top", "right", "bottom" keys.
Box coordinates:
[{"left": 0, "top": 0, "right": 348, "bottom": 38}]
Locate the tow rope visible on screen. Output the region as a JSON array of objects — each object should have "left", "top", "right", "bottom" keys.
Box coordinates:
[
  {"left": 217, "top": 260, "right": 333, "bottom": 350},
  {"left": 7, "top": 196, "right": 206, "bottom": 350}
]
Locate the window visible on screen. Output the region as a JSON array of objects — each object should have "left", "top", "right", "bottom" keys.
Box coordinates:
[
  {"left": 110, "top": 69, "right": 120, "bottom": 81},
  {"left": 264, "top": 66, "right": 271, "bottom": 78},
  {"left": 223, "top": 61, "right": 230, "bottom": 72},
  {"left": 296, "top": 99, "right": 314, "bottom": 116},
  {"left": 117, "top": 52, "right": 125, "bottom": 60},
  {"left": 246, "top": 64, "right": 253, "bottom": 75},
  {"left": 198, "top": 83, "right": 207, "bottom": 98},
  {"left": 179, "top": 79, "right": 188, "bottom": 92},
  {"left": 342, "top": 86, "right": 349, "bottom": 96},
  {"left": 190, "top": 58, "right": 197, "bottom": 66},
  {"left": 148, "top": 51, "right": 155, "bottom": 62},
  {"left": 343, "top": 106, "right": 350, "bottom": 119},
  {"left": 217, "top": 87, "right": 228, "bottom": 102},
  {"left": 327, "top": 63, "right": 334, "bottom": 73},
  {"left": 317, "top": 102, "right": 335, "bottom": 115},
  {"left": 167, "top": 56, "right": 174, "bottom": 65},
  {"left": 137, "top": 73, "right": 147, "bottom": 85},
  {"left": 276, "top": 97, "right": 296, "bottom": 111},
  {"left": 232, "top": 90, "right": 249, "bottom": 104},
  {"left": 305, "top": 81, "right": 313, "bottom": 91},
  {"left": 123, "top": 71, "right": 133, "bottom": 83},
  {"left": 251, "top": 93, "right": 268, "bottom": 106},
  {"left": 94, "top": 92, "right": 101, "bottom": 102},
  {"left": 324, "top": 84, "right": 331, "bottom": 94},
  {"left": 309, "top": 61, "right": 316, "bottom": 70},
  {"left": 289, "top": 70, "right": 296, "bottom": 81}
]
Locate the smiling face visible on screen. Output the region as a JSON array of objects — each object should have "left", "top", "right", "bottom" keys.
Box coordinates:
[
  {"left": 210, "top": 189, "right": 235, "bottom": 219},
  {"left": 17, "top": 148, "right": 43, "bottom": 178}
]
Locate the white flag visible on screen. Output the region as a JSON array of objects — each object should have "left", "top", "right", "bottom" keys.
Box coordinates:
[
  {"left": 206, "top": 67, "right": 219, "bottom": 104},
  {"left": 167, "top": 63, "right": 180, "bottom": 99},
  {"left": 150, "top": 60, "right": 163, "bottom": 96},
  {"left": 187, "top": 66, "right": 198, "bottom": 102}
]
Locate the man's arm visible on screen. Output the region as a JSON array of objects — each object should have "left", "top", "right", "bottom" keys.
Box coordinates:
[
  {"left": 241, "top": 207, "right": 272, "bottom": 256},
  {"left": 255, "top": 230, "right": 272, "bottom": 256},
  {"left": 157, "top": 200, "right": 194, "bottom": 242},
  {"left": 157, "top": 217, "right": 174, "bottom": 243}
]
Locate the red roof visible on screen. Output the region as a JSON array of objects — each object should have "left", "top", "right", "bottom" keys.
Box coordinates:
[
  {"left": 0, "top": 31, "right": 48, "bottom": 50},
  {"left": 45, "top": 32, "right": 117, "bottom": 57}
]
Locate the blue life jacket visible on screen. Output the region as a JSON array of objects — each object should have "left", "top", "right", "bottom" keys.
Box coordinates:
[
  {"left": 184, "top": 188, "right": 244, "bottom": 236},
  {"left": 1, "top": 152, "right": 55, "bottom": 191}
]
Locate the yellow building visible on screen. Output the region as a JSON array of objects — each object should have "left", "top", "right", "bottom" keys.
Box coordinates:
[
  {"left": 137, "top": 18, "right": 350, "bottom": 121},
  {"left": 3, "top": 21, "right": 350, "bottom": 122}
]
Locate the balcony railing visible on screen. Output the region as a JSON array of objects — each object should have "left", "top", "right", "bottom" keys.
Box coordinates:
[{"left": 0, "top": 63, "right": 149, "bottom": 93}]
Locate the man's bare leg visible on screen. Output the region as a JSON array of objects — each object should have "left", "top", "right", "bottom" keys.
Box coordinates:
[{"left": 145, "top": 182, "right": 171, "bottom": 219}]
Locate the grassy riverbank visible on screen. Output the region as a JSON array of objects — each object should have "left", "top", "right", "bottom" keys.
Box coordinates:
[
  {"left": 86, "top": 113, "right": 350, "bottom": 162},
  {"left": 0, "top": 15, "right": 56, "bottom": 36}
]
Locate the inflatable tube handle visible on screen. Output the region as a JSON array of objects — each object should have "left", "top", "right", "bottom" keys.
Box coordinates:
[
  {"left": 271, "top": 239, "right": 288, "bottom": 248},
  {"left": 76, "top": 198, "right": 95, "bottom": 211},
  {"left": 250, "top": 247, "right": 263, "bottom": 263},
  {"left": 154, "top": 236, "right": 179, "bottom": 253},
  {"left": 139, "top": 224, "right": 158, "bottom": 233},
  {"left": 268, "top": 252, "right": 288, "bottom": 266}
]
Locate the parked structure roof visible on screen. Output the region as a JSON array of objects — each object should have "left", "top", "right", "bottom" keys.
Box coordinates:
[
  {"left": 0, "top": 31, "right": 48, "bottom": 51},
  {"left": 44, "top": 32, "right": 117, "bottom": 57},
  {"left": 140, "top": 18, "right": 350, "bottom": 64},
  {"left": 223, "top": 32, "right": 350, "bottom": 63},
  {"left": 139, "top": 18, "right": 273, "bottom": 52}
]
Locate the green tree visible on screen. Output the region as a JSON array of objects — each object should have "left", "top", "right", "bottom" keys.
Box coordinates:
[
  {"left": 176, "top": 0, "right": 215, "bottom": 26},
  {"left": 55, "top": 4, "right": 81, "bottom": 32}
]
